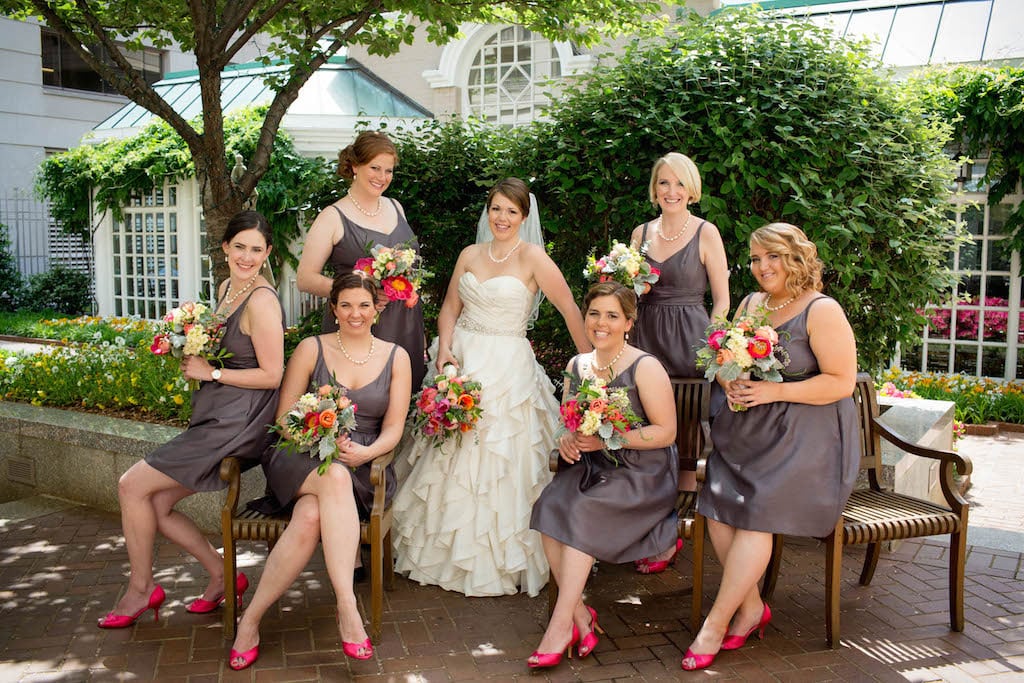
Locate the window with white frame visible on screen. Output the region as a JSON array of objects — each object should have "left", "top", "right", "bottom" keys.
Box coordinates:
[
  {"left": 465, "top": 26, "right": 563, "bottom": 126},
  {"left": 905, "top": 198, "right": 1023, "bottom": 379},
  {"left": 111, "top": 183, "right": 179, "bottom": 318}
]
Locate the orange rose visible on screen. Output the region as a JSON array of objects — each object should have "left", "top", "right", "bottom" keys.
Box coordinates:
[
  {"left": 457, "top": 393, "right": 475, "bottom": 410},
  {"left": 459, "top": 422, "right": 473, "bottom": 433},
  {"left": 318, "top": 409, "right": 337, "bottom": 429},
  {"left": 588, "top": 398, "right": 608, "bottom": 414},
  {"left": 716, "top": 348, "right": 735, "bottom": 365}
]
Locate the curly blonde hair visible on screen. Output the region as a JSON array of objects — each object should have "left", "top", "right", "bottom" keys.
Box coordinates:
[{"left": 749, "top": 223, "right": 823, "bottom": 298}]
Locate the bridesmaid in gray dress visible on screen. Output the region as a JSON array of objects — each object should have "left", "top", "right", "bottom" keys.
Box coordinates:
[
  {"left": 296, "top": 131, "right": 426, "bottom": 389},
  {"left": 228, "top": 273, "right": 411, "bottom": 670},
  {"left": 527, "top": 282, "right": 679, "bottom": 670},
  {"left": 629, "top": 152, "right": 729, "bottom": 533},
  {"left": 99, "top": 211, "right": 284, "bottom": 629},
  {"left": 683, "top": 223, "right": 859, "bottom": 671}
]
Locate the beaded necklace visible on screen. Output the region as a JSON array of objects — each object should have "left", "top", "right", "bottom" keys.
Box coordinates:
[
  {"left": 488, "top": 238, "right": 522, "bottom": 264},
  {"left": 336, "top": 329, "right": 376, "bottom": 365},
  {"left": 592, "top": 343, "right": 626, "bottom": 373},
  {"left": 348, "top": 194, "right": 382, "bottom": 217},
  {"left": 221, "top": 274, "right": 259, "bottom": 310},
  {"left": 765, "top": 294, "right": 796, "bottom": 312}
]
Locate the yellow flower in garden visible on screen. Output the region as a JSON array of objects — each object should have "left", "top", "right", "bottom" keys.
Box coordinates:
[
  {"left": 173, "top": 395, "right": 184, "bottom": 405},
  {"left": 37, "top": 390, "right": 46, "bottom": 398}
]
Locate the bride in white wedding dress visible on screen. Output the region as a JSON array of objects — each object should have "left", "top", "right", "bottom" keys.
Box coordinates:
[{"left": 392, "top": 178, "right": 591, "bottom": 597}]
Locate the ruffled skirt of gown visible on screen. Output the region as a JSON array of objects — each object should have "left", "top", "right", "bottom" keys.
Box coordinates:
[{"left": 391, "top": 332, "right": 557, "bottom": 597}]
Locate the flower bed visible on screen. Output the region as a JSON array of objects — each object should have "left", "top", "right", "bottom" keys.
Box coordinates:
[{"left": 880, "top": 368, "right": 1024, "bottom": 425}]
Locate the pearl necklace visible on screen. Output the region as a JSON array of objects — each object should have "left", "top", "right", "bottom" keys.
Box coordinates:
[
  {"left": 765, "top": 294, "right": 796, "bottom": 312},
  {"left": 348, "top": 194, "right": 382, "bottom": 217},
  {"left": 221, "top": 274, "right": 259, "bottom": 309},
  {"left": 488, "top": 238, "right": 522, "bottom": 264},
  {"left": 658, "top": 214, "right": 692, "bottom": 242},
  {"left": 592, "top": 343, "right": 626, "bottom": 373},
  {"left": 336, "top": 330, "right": 375, "bottom": 365}
]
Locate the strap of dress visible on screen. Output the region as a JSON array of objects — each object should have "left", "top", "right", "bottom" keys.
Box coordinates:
[{"left": 641, "top": 221, "right": 650, "bottom": 243}]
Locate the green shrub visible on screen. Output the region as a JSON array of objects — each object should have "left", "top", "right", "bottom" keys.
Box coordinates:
[
  {"left": 0, "top": 223, "right": 24, "bottom": 311},
  {"left": 26, "top": 265, "right": 92, "bottom": 315}
]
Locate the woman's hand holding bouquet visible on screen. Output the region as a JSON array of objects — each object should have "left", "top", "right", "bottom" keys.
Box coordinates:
[
  {"left": 271, "top": 382, "right": 357, "bottom": 474},
  {"left": 150, "top": 301, "right": 231, "bottom": 390},
  {"left": 558, "top": 375, "right": 642, "bottom": 465},
  {"left": 695, "top": 308, "right": 789, "bottom": 411},
  {"left": 353, "top": 243, "right": 432, "bottom": 309}
]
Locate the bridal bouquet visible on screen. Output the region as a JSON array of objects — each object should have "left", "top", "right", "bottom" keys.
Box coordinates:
[
  {"left": 696, "top": 309, "right": 790, "bottom": 411},
  {"left": 353, "top": 243, "right": 432, "bottom": 308},
  {"left": 149, "top": 301, "right": 230, "bottom": 390},
  {"left": 584, "top": 241, "right": 660, "bottom": 296},
  {"left": 559, "top": 374, "right": 642, "bottom": 465},
  {"left": 271, "top": 382, "right": 357, "bottom": 474},
  {"left": 411, "top": 364, "right": 483, "bottom": 451}
]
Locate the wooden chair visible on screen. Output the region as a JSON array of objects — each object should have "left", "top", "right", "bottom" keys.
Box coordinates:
[
  {"left": 752, "top": 373, "right": 971, "bottom": 647},
  {"left": 218, "top": 450, "right": 397, "bottom": 641},
  {"left": 547, "top": 377, "right": 712, "bottom": 631}
]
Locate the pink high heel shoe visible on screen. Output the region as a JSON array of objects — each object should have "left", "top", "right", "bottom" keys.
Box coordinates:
[
  {"left": 527, "top": 624, "right": 580, "bottom": 669},
  {"left": 97, "top": 585, "right": 165, "bottom": 629},
  {"left": 635, "top": 538, "right": 683, "bottom": 575},
  {"left": 186, "top": 573, "right": 249, "bottom": 614},
  {"left": 720, "top": 602, "right": 772, "bottom": 650},
  {"left": 681, "top": 647, "right": 719, "bottom": 671},
  {"left": 228, "top": 645, "right": 259, "bottom": 671},
  {"left": 342, "top": 638, "right": 374, "bottom": 660},
  {"left": 577, "top": 606, "right": 605, "bottom": 658}
]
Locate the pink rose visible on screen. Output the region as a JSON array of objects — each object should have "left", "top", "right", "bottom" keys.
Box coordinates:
[
  {"left": 404, "top": 290, "right": 420, "bottom": 308},
  {"left": 707, "top": 329, "right": 727, "bottom": 350},
  {"left": 754, "top": 326, "right": 778, "bottom": 344},
  {"left": 716, "top": 348, "right": 734, "bottom": 365},
  {"left": 560, "top": 400, "right": 582, "bottom": 432},
  {"left": 150, "top": 334, "right": 171, "bottom": 355}
]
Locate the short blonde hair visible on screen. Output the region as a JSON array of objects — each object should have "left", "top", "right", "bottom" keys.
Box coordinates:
[
  {"left": 749, "top": 223, "right": 823, "bottom": 297},
  {"left": 648, "top": 152, "right": 702, "bottom": 207}
]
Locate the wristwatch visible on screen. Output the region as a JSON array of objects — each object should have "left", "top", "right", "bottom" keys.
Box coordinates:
[{"left": 211, "top": 368, "right": 222, "bottom": 382}]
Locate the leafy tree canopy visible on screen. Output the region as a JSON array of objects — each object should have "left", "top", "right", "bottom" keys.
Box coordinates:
[{"left": 2, "top": 0, "right": 665, "bottom": 279}]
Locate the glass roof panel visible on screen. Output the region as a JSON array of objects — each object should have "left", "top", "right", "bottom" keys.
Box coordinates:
[
  {"left": 883, "top": 3, "right": 942, "bottom": 66},
  {"left": 983, "top": 0, "right": 1024, "bottom": 61},
  {"left": 844, "top": 7, "right": 896, "bottom": 58},
  {"left": 932, "top": 0, "right": 991, "bottom": 63}
]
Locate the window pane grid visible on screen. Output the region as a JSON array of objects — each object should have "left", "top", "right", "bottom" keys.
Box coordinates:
[{"left": 111, "top": 183, "right": 179, "bottom": 319}]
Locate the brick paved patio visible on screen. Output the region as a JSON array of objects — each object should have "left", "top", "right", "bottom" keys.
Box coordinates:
[{"left": 1, "top": 433, "right": 1022, "bottom": 682}]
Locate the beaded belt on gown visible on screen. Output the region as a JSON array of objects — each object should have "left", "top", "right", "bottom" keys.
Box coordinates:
[{"left": 455, "top": 315, "right": 526, "bottom": 338}]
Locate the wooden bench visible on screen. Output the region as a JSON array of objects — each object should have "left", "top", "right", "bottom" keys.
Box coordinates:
[
  {"left": 218, "top": 450, "right": 397, "bottom": 641},
  {"left": 692, "top": 372, "right": 972, "bottom": 647},
  {"left": 547, "top": 377, "right": 712, "bottom": 631}
]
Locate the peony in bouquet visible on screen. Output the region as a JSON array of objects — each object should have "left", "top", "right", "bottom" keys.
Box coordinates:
[
  {"left": 410, "top": 364, "right": 483, "bottom": 452},
  {"left": 271, "top": 382, "right": 357, "bottom": 475},
  {"left": 150, "top": 301, "right": 230, "bottom": 390},
  {"left": 559, "top": 373, "right": 643, "bottom": 465},
  {"left": 353, "top": 243, "right": 432, "bottom": 308},
  {"left": 584, "top": 241, "right": 660, "bottom": 297},
  {"left": 695, "top": 308, "right": 790, "bottom": 411}
]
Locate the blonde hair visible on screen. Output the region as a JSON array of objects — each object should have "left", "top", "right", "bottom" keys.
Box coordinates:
[
  {"left": 648, "top": 152, "right": 702, "bottom": 207},
  {"left": 749, "top": 222, "right": 823, "bottom": 297}
]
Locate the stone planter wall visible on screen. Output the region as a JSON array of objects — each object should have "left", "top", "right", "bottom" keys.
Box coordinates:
[
  {"left": 0, "top": 402, "right": 265, "bottom": 533},
  {"left": 875, "top": 396, "right": 956, "bottom": 506}
]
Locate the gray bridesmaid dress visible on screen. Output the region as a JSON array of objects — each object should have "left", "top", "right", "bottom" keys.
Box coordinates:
[
  {"left": 262, "top": 337, "right": 398, "bottom": 518},
  {"left": 145, "top": 287, "right": 280, "bottom": 491},
  {"left": 530, "top": 355, "right": 679, "bottom": 563},
  {"left": 633, "top": 220, "right": 710, "bottom": 379},
  {"left": 321, "top": 199, "right": 426, "bottom": 389},
  {"left": 696, "top": 296, "right": 860, "bottom": 537}
]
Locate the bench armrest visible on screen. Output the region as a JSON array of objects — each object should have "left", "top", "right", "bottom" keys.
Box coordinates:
[
  {"left": 870, "top": 416, "right": 973, "bottom": 509},
  {"left": 219, "top": 456, "right": 243, "bottom": 517},
  {"left": 549, "top": 449, "right": 561, "bottom": 473},
  {"left": 369, "top": 448, "right": 396, "bottom": 519}
]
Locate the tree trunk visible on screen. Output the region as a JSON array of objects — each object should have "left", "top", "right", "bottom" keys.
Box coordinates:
[{"left": 196, "top": 158, "right": 245, "bottom": 289}]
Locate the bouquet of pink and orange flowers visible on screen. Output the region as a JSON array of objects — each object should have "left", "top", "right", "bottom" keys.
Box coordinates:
[
  {"left": 410, "top": 364, "right": 483, "bottom": 452},
  {"left": 696, "top": 308, "right": 790, "bottom": 411},
  {"left": 559, "top": 374, "right": 643, "bottom": 465},
  {"left": 270, "top": 382, "right": 357, "bottom": 474},
  {"left": 354, "top": 243, "right": 432, "bottom": 308},
  {"left": 584, "top": 241, "right": 660, "bottom": 296},
  {"left": 150, "top": 301, "right": 231, "bottom": 390}
]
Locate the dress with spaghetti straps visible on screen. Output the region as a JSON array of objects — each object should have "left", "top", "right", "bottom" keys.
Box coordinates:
[
  {"left": 321, "top": 200, "right": 426, "bottom": 389},
  {"left": 530, "top": 354, "right": 679, "bottom": 563},
  {"left": 634, "top": 220, "right": 710, "bottom": 379},
  {"left": 261, "top": 337, "right": 399, "bottom": 518},
  {"left": 696, "top": 296, "right": 860, "bottom": 537},
  {"left": 145, "top": 287, "right": 281, "bottom": 492}
]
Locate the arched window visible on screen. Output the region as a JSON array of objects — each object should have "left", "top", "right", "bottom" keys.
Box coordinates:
[{"left": 465, "top": 26, "right": 562, "bottom": 126}]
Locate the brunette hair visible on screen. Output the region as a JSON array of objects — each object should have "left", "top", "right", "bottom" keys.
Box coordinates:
[
  {"left": 329, "top": 271, "right": 379, "bottom": 305},
  {"left": 749, "top": 222, "right": 824, "bottom": 297},
  {"left": 336, "top": 131, "right": 398, "bottom": 180},
  {"left": 583, "top": 281, "right": 638, "bottom": 321},
  {"left": 222, "top": 210, "right": 272, "bottom": 248},
  {"left": 486, "top": 178, "right": 531, "bottom": 217},
  {"left": 648, "top": 152, "right": 702, "bottom": 208}
]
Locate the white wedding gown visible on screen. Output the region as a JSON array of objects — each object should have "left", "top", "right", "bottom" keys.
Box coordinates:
[{"left": 392, "top": 272, "right": 557, "bottom": 597}]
